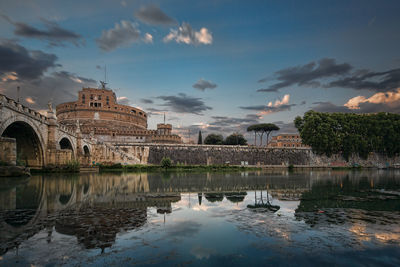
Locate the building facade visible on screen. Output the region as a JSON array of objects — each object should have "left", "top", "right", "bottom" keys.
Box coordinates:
[
  {"left": 268, "top": 133, "right": 308, "bottom": 148},
  {"left": 56, "top": 87, "right": 182, "bottom": 144}
]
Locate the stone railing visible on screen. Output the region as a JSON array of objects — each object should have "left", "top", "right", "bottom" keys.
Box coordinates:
[
  {"left": 0, "top": 94, "right": 49, "bottom": 124},
  {"left": 58, "top": 124, "right": 76, "bottom": 137},
  {"left": 90, "top": 136, "right": 140, "bottom": 164}
]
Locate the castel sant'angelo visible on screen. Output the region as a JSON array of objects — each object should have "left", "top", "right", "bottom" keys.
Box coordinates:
[{"left": 56, "top": 84, "right": 182, "bottom": 144}]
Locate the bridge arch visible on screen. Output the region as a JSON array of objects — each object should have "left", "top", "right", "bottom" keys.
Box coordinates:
[
  {"left": 0, "top": 176, "right": 46, "bottom": 238},
  {"left": 58, "top": 136, "right": 75, "bottom": 158},
  {"left": 59, "top": 137, "right": 73, "bottom": 150},
  {"left": 0, "top": 118, "right": 45, "bottom": 167},
  {"left": 83, "top": 145, "right": 90, "bottom": 156}
]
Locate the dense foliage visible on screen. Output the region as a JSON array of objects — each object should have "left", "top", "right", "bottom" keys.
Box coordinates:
[
  {"left": 294, "top": 111, "right": 400, "bottom": 160},
  {"left": 161, "top": 157, "right": 172, "bottom": 169},
  {"left": 204, "top": 134, "right": 224, "bottom": 145},
  {"left": 224, "top": 133, "right": 248, "bottom": 145}
]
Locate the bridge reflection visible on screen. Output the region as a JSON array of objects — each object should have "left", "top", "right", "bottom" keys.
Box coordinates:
[{"left": 1, "top": 170, "right": 399, "bottom": 255}]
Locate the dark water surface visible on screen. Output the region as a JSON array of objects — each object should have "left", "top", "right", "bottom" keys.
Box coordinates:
[{"left": 1, "top": 170, "right": 400, "bottom": 266}]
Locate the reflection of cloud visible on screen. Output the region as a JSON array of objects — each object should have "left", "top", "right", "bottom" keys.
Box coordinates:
[
  {"left": 190, "top": 246, "right": 216, "bottom": 259},
  {"left": 165, "top": 221, "right": 202, "bottom": 237},
  {"left": 374, "top": 232, "right": 400, "bottom": 242},
  {"left": 192, "top": 205, "right": 210, "bottom": 212},
  {"left": 349, "top": 223, "right": 371, "bottom": 242}
]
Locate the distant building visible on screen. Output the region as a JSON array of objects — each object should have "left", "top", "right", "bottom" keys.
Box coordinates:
[
  {"left": 56, "top": 87, "right": 182, "bottom": 144},
  {"left": 268, "top": 133, "right": 308, "bottom": 148}
]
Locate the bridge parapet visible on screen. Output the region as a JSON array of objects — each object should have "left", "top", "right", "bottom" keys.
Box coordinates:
[
  {"left": 58, "top": 124, "right": 76, "bottom": 137},
  {"left": 0, "top": 94, "right": 49, "bottom": 124}
]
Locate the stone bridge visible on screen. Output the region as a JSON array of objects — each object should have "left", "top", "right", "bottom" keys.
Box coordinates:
[{"left": 0, "top": 94, "right": 140, "bottom": 168}]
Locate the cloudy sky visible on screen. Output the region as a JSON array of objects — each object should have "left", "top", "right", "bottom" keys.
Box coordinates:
[{"left": 1, "top": 0, "right": 400, "bottom": 143}]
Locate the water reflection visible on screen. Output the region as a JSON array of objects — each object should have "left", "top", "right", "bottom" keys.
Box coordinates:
[{"left": 0, "top": 170, "right": 399, "bottom": 265}]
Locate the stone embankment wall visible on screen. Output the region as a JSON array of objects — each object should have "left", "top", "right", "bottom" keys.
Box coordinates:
[
  {"left": 116, "top": 143, "right": 400, "bottom": 168},
  {"left": 147, "top": 144, "right": 311, "bottom": 166}
]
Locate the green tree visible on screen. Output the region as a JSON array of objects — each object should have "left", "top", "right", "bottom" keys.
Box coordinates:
[
  {"left": 198, "top": 130, "right": 203, "bottom": 144},
  {"left": 224, "top": 133, "right": 248, "bottom": 145},
  {"left": 204, "top": 134, "right": 224, "bottom": 145},
  {"left": 294, "top": 111, "right": 400, "bottom": 160},
  {"left": 161, "top": 157, "right": 172, "bottom": 169},
  {"left": 247, "top": 123, "right": 280, "bottom": 146}
]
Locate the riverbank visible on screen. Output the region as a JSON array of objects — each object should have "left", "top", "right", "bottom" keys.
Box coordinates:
[
  {"left": 0, "top": 166, "right": 30, "bottom": 177},
  {"left": 98, "top": 163, "right": 262, "bottom": 172},
  {"left": 27, "top": 164, "right": 388, "bottom": 174}
]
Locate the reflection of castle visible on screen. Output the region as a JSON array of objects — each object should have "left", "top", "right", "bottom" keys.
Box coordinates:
[
  {"left": 0, "top": 174, "right": 181, "bottom": 254},
  {"left": 5, "top": 171, "right": 396, "bottom": 255},
  {"left": 56, "top": 87, "right": 182, "bottom": 144}
]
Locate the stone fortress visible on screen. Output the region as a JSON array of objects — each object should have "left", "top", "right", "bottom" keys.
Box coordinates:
[
  {"left": 56, "top": 85, "right": 182, "bottom": 144},
  {"left": 1, "top": 83, "right": 400, "bottom": 169}
]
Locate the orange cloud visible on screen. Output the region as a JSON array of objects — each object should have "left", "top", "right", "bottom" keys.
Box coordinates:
[
  {"left": 267, "top": 94, "right": 290, "bottom": 107},
  {"left": 1, "top": 72, "right": 18, "bottom": 82},
  {"left": 25, "top": 97, "right": 35, "bottom": 104},
  {"left": 258, "top": 94, "right": 291, "bottom": 117},
  {"left": 344, "top": 89, "right": 400, "bottom": 109}
]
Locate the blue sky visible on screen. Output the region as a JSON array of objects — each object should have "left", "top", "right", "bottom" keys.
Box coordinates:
[{"left": 1, "top": 0, "right": 400, "bottom": 142}]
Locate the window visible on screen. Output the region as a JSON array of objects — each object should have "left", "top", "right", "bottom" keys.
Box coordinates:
[
  {"left": 98, "top": 95, "right": 102, "bottom": 100},
  {"left": 90, "top": 94, "right": 94, "bottom": 100},
  {"left": 82, "top": 94, "right": 85, "bottom": 104}
]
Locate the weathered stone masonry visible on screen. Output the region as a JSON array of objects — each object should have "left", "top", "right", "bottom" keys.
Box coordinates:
[
  {"left": 116, "top": 143, "right": 400, "bottom": 168},
  {"left": 146, "top": 144, "right": 311, "bottom": 166}
]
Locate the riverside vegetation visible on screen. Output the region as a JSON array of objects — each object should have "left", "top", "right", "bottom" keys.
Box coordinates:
[
  {"left": 295, "top": 111, "right": 400, "bottom": 160},
  {"left": 99, "top": 157, "right": 261, "bottom": 172}
]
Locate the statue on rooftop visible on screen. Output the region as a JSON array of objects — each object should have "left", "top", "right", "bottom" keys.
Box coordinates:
[{"left": 47, "top": 101, "right": 53, "bottom": 112}]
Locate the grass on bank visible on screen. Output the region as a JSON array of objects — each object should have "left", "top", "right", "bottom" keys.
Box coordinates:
[
  {"left": 31, "top": 160, "right": 81, "bottom": 173},
  {"left": 98, "top": 162, "right": 261, "bottom": 173}
]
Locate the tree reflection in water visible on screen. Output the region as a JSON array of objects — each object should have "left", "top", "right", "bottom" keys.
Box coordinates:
[
  {"left": 0, "top": 170, "right": 399, "bottom": 266},
  {"left": 247, "top": 189, "right": 280, "bottom": 212}
]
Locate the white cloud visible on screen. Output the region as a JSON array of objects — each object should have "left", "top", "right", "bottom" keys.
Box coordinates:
[
  {"left": 192, "top": 122, "right": 210, "bottom": 129},
  {"left": 143, "top": 33, "right": 153, "bottom": 43},
  {"left": 267, "top": 94, "right": 290, "bottom": 107},
  {"left": 117, "top": 96, "right": 130, "bottom": 105},
  {"left": 96, "top": 20, "right": 140, "bottom": 51},
  {"left": 344, "top": 89, "right": 400, "bottom": 109},
  {"left": 195, "top": 28, "right": 212, "bottom": 44},
  {"left": 163, "top": 22, "right": 212, "bottom": 45}
]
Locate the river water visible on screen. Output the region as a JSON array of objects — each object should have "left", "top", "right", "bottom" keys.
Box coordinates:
[{"left": 0, "top": 170, "right": 400, "bottom": 266}]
